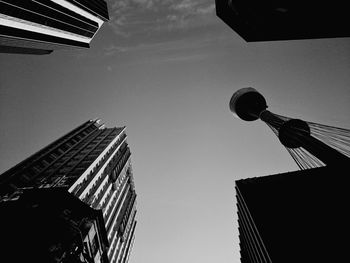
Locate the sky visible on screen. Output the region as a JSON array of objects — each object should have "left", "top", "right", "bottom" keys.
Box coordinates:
[{"left": 1, "top": 0, "right": 350, "bottom": 262}]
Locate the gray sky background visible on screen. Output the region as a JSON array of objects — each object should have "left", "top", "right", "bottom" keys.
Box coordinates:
[{"left": 1, "top": 1, "right": 350, "bottom": 262}]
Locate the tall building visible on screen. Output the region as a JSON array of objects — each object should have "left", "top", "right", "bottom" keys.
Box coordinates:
[
  {"left": 0, "top": 119, "right": 137, "bottom": 263},
  {"left": 0, "top": 0, "right": 109, "bottom": 54},
  {"left": 235, "top": 166, "right": 348, "bottom": 262},
  {"left": 216, "top": 0, "right": 350, "bottom": 41}
]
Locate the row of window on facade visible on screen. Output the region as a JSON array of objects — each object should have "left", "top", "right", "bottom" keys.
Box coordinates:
[{"left": 73, "top": 134, "right": 128, "bottom": 201}]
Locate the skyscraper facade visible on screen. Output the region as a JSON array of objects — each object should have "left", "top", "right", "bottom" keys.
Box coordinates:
[
  {"left": 0, "top": 0, "right": 109, "bottom": 54},
  {"left": 0, "top": 119, "right": 137, "bottom": 263}
]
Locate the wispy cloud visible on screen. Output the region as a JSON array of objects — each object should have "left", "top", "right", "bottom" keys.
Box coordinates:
[
  {"left": 102, "top": 32, "right": 235, "bottom": 61},
  {"left": 107, "top": 0, "right": 216, "bottom": 37},
  {"left": 102, "top": 0, "right": 223, "bottom": 62},
  {"left": 143, "top": 52, "right": 212, "bottom": 65},
  {"left": 104, "top": 44, "right": 128, "bottom": 56}
]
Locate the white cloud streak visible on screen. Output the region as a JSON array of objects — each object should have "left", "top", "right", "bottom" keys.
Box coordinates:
[
  {"left": 102, "top": 0, "right": 221, "bottom": 59},
  {"left": 107, "top": 0, "right": 216, "bottom": 37}
]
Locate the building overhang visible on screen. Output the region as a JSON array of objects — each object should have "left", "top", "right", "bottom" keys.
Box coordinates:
[{"left": 216, "top": 0, "right": 350, "bottom": 41}]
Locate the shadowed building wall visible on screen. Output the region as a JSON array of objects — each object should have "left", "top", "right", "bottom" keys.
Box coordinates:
[
  {"left": 235, "top": 166, "right": 348, "bottom": 262},
  {"left": 216, "top": 0, "right": 350, "bottom": 41},
  {"left": 0, "top": 188, "right": 109, "bottom": 263}
]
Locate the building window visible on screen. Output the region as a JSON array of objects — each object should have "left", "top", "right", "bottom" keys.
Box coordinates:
[
  {"left": 83, "top": 241, "right": 91, "bottom": 258},
  {"left": 90, "top": 234, "right": 100, "bottom": 256}
]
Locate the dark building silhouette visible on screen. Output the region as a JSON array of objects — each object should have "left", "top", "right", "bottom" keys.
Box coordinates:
[
  {"left": 0, "top": 0, "right": 109, "bottom": 54},
  {"left": 236, "top": 166, "right": 348, "bottom": 262},
  {"left": 0, "top": 119, "right": 137, "bottom": 263},
  {"left": 0, "top": 188, "right": 109, "bottom": 263},
  {"left": 215, "top": 0, "right": 350, "bottom": 41}
]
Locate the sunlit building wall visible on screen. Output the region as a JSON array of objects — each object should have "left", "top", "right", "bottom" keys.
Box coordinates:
[{"left": 0, "top": 0, "right": 109, "bottom": 54}]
